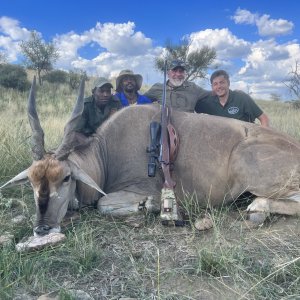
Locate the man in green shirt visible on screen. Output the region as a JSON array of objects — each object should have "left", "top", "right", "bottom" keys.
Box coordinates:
[
  {"left": 195, "top": 70, "right": 269, "bottom": 126},
  {"left": 143, "top": 60, "right": 210, "bottom": 112},
  {"left": 75, "top": 77, "right": 122, "bottom": 135}
]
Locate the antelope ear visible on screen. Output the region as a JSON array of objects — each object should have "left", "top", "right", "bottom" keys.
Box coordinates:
[
  {"left": 69, "top": 161, "right": 107, "bottom": 196},
  {"left": 0, "top": 169, "right": 29, "bottom": 189}
]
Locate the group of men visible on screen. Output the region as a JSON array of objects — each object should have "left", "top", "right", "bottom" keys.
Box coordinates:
[{"left": 75, "top": 60, "right": 269, "bottom": 135}]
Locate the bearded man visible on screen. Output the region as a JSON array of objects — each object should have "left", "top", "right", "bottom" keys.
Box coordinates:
[
  {"left": 144, "top": 60, "right": 210, "bottom": 112},
  {"left": 115, "top": 70, "right": 152, "bottom": 106}
]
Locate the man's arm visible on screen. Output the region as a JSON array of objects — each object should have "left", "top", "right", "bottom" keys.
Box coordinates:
[
  {"left": 143, "top": 83, "right": 162, "bottom": 103},
  {"left": 111, "top": 95, "right": 123, "bottom": 109},
  {"left": 257, "top": 113, "right": 269, "bottom": 127},
  {"left": 238, "top": 91, "right": 270, "bottom": 126}
]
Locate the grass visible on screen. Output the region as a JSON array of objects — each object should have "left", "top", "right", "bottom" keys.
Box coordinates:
[{"left": 0, "top": 84, "right": 300, "bottom": 299}]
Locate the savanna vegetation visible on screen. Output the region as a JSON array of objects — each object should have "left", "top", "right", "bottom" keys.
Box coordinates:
[{"left": 0, "top": 80, "right": 300, "bottom": 300}]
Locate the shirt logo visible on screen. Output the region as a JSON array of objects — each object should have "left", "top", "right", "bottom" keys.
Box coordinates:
[{"left": 228, "top": 106, "right": 239, "bottom": 115}]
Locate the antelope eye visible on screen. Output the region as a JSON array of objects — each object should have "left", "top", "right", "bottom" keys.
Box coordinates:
[{"left": 63, "top": 175, "right": 71, "bottom": 182}]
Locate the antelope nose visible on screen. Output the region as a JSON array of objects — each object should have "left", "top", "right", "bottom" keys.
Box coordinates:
[{"left": 34, "top": 225, "right": 51, "bottom": 236}]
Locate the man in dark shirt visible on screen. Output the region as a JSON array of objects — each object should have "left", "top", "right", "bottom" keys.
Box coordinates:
[
  {"left": 195, "top": 70, "right": 269, "bottom": 126},
  {"left": 75, "top": 77, "right": 122, "bottom": 135}
]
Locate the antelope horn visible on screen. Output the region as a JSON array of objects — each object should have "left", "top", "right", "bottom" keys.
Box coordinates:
[
  {"left": 55, "top": 78, "right": 86, "bottom": 160},
  {"left": 27, "top": 76, "right": 45, "bottom": 160}
]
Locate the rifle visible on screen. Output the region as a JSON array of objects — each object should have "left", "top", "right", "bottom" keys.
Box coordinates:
[{"left": 159, "top": 60, "right": 182, "bottom": 225}]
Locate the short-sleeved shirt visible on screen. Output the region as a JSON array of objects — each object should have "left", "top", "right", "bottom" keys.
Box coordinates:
[
  {"left": 143, "top": 81, "right": 210, "bottom": 112},
  {"left": 115, "top": 92, "right": 152, "bottom": 107},
  {"left": 74, "top": 95, "right": 122, "bottom": 135},
  {"left": 195, "top": 90, "right": 263, "bottom": 123}
]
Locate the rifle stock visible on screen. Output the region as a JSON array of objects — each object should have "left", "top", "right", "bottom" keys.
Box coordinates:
[{"left": 159, "top": 105, "right": 176, "bottom": 188}]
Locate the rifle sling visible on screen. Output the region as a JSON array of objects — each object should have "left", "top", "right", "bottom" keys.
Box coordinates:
[
  {"left": 161, "top": 118, "right": 179, "bottom": 188},
  {"left": 167, "top": 123, "right": 179, "bottom": 165}
]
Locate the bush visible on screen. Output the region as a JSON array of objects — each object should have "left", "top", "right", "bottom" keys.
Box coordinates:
[
  {"left": 42, "top": 70, "right": 68, "bottom": 84},
  {"left": 292, "top": 100, "right": 300, "bottom": 109},
  {"left": 68, "top": 70, "right": 88, "bottom": 90},
  {"left": 0, "top": 64, "right": 30, "bottom": 91}
]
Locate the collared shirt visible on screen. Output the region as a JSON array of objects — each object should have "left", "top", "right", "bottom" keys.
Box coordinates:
[
  {"left": 195, "top": 90, "right": 263, "bottom": 123},
  {"left": 115, "top": 92, "right": 152, "bottom": 107},
  {"left": 74, "top": 95, "right": 122, "bottom": 135},
  {"left": 143, "top": 80, "right": 210, "bottom": 112}
]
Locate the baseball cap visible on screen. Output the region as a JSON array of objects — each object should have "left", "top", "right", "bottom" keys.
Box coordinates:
[
  {"left": 93, "top": 77, "right": 113, "bottom": 89},
  {"left": 169, "top": 60, "right": 186, "bottom": 70}
]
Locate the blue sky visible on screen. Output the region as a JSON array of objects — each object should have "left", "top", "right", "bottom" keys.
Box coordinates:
[{"left": 0, "top": 0, "right": 299, "bottom": 100}]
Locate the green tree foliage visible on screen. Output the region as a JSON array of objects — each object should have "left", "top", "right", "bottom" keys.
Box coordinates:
[
  {"left": 0, "top": 63, "right": 30, "bottom": 91},
  {"left": 42, "top": 70, "right": 68, "bottom": 84},
  {"left": 19, "top": 31, "right": 59, "bottom": 86},
  {"left": 155, "top": 38, "right": 216, "bottom": 81},
  {"left": 68, "top": 69, "right": 88, "bottom": 90}
]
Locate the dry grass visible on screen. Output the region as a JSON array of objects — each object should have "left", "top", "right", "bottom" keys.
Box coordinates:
[{"left": 0, "top": 85, "right": 300, "bottom": 299}]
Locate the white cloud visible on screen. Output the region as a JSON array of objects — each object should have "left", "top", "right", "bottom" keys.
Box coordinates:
[
  {"left": 53, "top": 31, "right": 91, "bottom": 66},
  {"left": 0, "top": 16, "right": 31, "bottom": 40},
  {"left": 187, "top": 25, "right": 300, "bottom": 100},
  {"left": 0, "top": 17, "right": 32, "bottom": 61},
  {"left": 55, "top": 21, "right": 153, "bottom": 63},
  {"left": 52, "top": 21, "right": 160, "bottom": 85},
  {"left": 232, "top": 8, "right": 257, "bottom": 25},
  {"left": 234, "top": 39, "right": 300, "bottom": 99},
  {"left": 89, "top": 22, "right": 152, "bottom": 55},
  {"left": 256, "top": 15, "right": 294, "bottom": 37},
  {"left": 239, "top": 39, "right": 300, "bottom": 78},
  {"left": 189, "top": 28, "right": 251, "bottom": 61},
  {"left": 0, "top": 35, "right": 20, "bottom": 61},
  {"left": 232, "top": 8, "right": 294, "bottom": 37}
]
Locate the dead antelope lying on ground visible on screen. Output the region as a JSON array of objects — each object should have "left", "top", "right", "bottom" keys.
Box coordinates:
[{"left": 1, "top": 78, "right": 300, "bottom": 236}]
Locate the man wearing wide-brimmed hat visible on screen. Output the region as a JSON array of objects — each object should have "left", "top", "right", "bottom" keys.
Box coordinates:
[
  {"left": 115, "top": 70, "right": 152, "bottom": 106},
  {"left": 74, "top": 77, "right": 122, "bottom": 135},
  {"left": 144, "top": 60, "right": 211, "bottom": 112}
]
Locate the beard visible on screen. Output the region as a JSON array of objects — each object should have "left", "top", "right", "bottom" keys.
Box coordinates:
[
  {"left": 168, "top": 77, "right": 185, "bottom": 87},
  {"left": 124, "top": 84, "right": 135, "bottom": 92}
]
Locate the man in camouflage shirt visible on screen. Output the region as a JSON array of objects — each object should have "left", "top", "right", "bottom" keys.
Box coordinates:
[
  {"left": 143, "top": 60, "right": 210, "bottom": 112},
  {"left": 75, "top": 77, "right": 122, "bottom": 135}
]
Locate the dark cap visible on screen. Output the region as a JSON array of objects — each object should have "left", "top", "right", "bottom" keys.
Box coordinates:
[{"left": 169, "top": 60, "right": 186, "bottom": 70}]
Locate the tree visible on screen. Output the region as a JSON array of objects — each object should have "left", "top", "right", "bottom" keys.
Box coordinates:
[
  {"left": 19, "top": 31, "right": 59, "bottom": 85},
  {"left": 68, "top": 69, "right": 88, "bottom": 90},
  {"left": 155, "top": 38, "right": 216, "bottom": 81},
  {"left": 283, "top": 60, "right": 300, "bottom": 100},
  {"left": 0, "top": 51, "right": 7, "bottom": 64}
]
